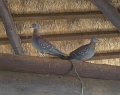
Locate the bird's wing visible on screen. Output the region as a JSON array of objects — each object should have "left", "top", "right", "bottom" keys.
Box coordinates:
[
  {"left": 36, "top": 37, "right": 65, "bottom": 55},
  {"left": 36, "top": 37, "right": 55, "bottom": 50},
  {"left": 69, "top": 44, "right": 90, "bottom": 58}
]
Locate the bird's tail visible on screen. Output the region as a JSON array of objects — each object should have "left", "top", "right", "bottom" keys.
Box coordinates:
[
  {"left": 64, "top": 56, "right": 73, "bottom": 60},
  {"left": 53, "top": 53, "right": 68, "bottom": 60},
  {"left": 57, "top": 54, "right": 74, "bottom": 60},
  {"left": 56, "top": 55, "right": 74, "bottom": 60},
  {"left": 49, "top": 48, "right": 68, "bottom": 59}
]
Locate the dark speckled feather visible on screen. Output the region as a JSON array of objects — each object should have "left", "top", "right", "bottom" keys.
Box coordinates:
[
  {"left": 31, "top": 24, "right": 65, "bottom": 59},
  {"left": 67, "top": 37, "right": 97, "bottom": 61}
]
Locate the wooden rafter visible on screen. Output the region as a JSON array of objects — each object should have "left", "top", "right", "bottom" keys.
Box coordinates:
[
  {"left": 0, "top": 31, "right": 119, "bottom": 45},
  {"left": 11, "top": 11, "right": 104, "bottom": 21},
  {"left": 91, "top": 0, "right": 120, "bottom": 32},
  {"left": 0, "top": 0, "right": 23, "bottom": 55}
]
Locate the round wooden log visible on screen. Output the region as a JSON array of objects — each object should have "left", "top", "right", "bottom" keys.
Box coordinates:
[
  {"left": 0, "top": 54, "right": 72, "bottom": 75},
  {"left": 0, "top": 71, "right": 120, "bottom": 95},
  {"left": 0, "top": 54, "right": 120, "bottom": 80},
  {"left": 70, "top": 61, "right": 120, "bottom": 80}
]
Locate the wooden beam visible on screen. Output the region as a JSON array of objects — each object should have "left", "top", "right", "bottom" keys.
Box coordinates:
[
  {"left": 0, "top": 31, "right": 119, "bottom": 45},
  {"left": 0, "top": 54, "right": 120, "bottom": 80},
  {"left": 0, "top": 54, "right": 72, "bottom": 75},
  {"left": 71, "top": 61, "right": 120, "bottom": 80},
  {"left": 0, "top": 72, "right": 120, "bottom": 95},
  {"left": 11, "top": 11, "right": 104, "bottom": 21},
  {"left": 0, "top": 0, "right": 23, "bottom": 55},
  {"left": 91, "top": 0, "right": 120, "bottom": 32},
  {"left": 0, "top": 72, "right": 83, "bottom": 95},
  {"left": 92, "top": 52, "right": 120, "bottom": 60}
]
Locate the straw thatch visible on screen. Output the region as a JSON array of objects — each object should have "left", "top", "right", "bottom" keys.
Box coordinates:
[{"left": 0, "top": 0, "right": 120, "bottom": 65}]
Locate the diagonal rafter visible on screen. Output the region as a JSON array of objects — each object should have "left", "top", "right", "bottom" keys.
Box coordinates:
[
  {"left": 91, "top": 0, "right": 120, "bottom": 32},
  {"left": 0, "top": 0, "right": 23, "bottom": 55}
]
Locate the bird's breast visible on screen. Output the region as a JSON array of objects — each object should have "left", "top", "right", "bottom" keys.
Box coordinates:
[{"left": 32, "top": 38, "right": 42, "bottom": 51}]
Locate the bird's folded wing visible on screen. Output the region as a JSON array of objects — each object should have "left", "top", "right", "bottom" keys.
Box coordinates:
[
  {"left": 37, "top": 37, "right": 55, "bottom": 50},
  {"left": 70, "top": 44, "right": 89, "bottom": 56}
]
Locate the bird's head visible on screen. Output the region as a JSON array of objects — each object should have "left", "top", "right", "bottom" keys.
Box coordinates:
[
  {"left": 31, "top": 24, "right": 40, "bottom": 31},
  {"left": 31, "top": 24, "right": 40, "bottom": 36},
  {"left": 91, "top": 36, "right": 97, "bottom": 44}
]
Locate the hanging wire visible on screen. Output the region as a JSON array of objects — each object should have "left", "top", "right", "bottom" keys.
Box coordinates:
[{"left": 70, "top": 60, "right": 85, "bottom": 95}]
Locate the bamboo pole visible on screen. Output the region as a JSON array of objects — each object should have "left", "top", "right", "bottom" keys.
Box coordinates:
[
  {"left": 11, "top": 11, "right": 103, "bottom": 21},
  {"left": 91, "top": 0, "right": 120, "bottom": 32},
  {"left": 0, "top": 71, "right": 120, "bottom": 95},
  {"left": 0, "top": 54, "right": 120, "bottom": 80},
  {"left": 0, "top": 0, "right": 23, "bottom": 55},
  {"left": 0, "top": 31, "right": 119, "bottom": 45}
]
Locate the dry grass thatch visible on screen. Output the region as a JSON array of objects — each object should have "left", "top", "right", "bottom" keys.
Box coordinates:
[{"left": 0, "top": 0, "right": 120, "bottom": 65}]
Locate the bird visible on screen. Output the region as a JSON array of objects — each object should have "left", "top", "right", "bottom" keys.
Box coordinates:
[
  {"left": 67, "top": 37, "right": 97, "bottom": 61},
  {"left": 31, "top": 23, "right": 66, "bottom": 59}
]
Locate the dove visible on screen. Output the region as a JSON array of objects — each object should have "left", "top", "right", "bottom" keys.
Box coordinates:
[
  {"left": 31, "top": 23, "right": 66, "bottom": 59},
  {"left": 67, "top": 37, "right": 97, "bottom": 61}
]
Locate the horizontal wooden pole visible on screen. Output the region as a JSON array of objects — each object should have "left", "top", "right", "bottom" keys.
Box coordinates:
[
  {"left": 70, "top": 61, "right": 120, "bottom": 80},
  {"left": 0, "top": 54, "right": 120, "bottom": 80},
  {"left": 0, "top": 71, "right": 120, "bottom": 95},
  {"left": 92, "top": 52, "right": 120, "bottom": 60},
  {"left": 0, "top": 31, "right": 119, "bottom": 45},
  {"left": 0, "top": 54, "right": 72, "bottom": 75},
  {"left": 0, "top": 72, "right": 82, "bottom": 95},
  {"left": 11, "top": 11, "right": 104, "bottom": 21}
]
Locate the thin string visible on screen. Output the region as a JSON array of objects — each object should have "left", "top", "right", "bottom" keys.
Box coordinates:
[{"left": 70, "top": 60, "right": 84, "bottom": 95}]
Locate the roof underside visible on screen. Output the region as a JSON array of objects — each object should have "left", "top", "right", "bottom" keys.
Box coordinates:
[{"left": 0, "top": 0, "right": 120, "bottom": 65}]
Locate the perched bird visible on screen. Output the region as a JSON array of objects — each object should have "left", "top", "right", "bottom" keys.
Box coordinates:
[
  {"left": 67, "top": 37, "right": 97, "bottom": 61},
  {"left": 31, "top": 23, "right": 66, "bottom": 59}
]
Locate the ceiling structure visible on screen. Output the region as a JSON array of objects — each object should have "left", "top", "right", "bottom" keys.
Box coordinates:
[{"left": 0, "top": 0, "right": 120, "bottom": 66}]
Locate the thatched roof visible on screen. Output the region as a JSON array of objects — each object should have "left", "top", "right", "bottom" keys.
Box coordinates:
[{"left": 0, "top": 0, "right": 120, "bottom": 65}]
